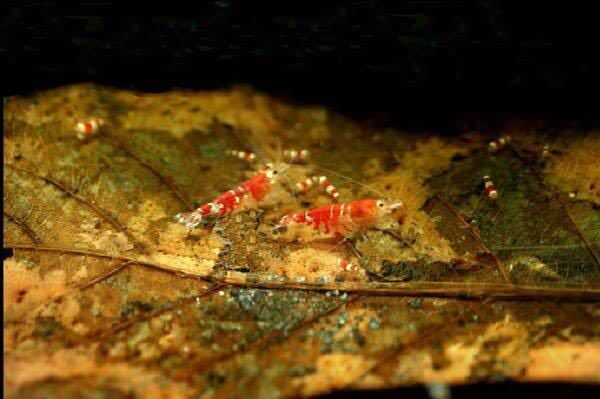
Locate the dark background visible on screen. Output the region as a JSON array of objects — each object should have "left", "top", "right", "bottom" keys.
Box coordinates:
[{"left": 2, "top": 1, "right": 599, "bottom": 129}]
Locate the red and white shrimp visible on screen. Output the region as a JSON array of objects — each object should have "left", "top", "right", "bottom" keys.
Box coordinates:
[
  {"left": 295, "top": 175, "right": 340, "bottom": 200},
  {"left": 283, "top": 149, "right": 310, "bottom": 163},
  {"left": 174, "top": 163, "right": 288, "bottom": 229},
  {"left": 482, "top": 175, "right": 499, "bottom": 200},
  {"left": 75, "top": 117, "right": 105, "bottom": 139},
  {"left": 273, "top": 199, "right": 406, "bottom": 243},
  {"left": 228, "top": 150, "right": 257, "bottom": 162}
]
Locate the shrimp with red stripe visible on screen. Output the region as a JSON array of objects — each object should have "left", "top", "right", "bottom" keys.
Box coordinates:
[
  {"left": 273, "top": 199, "right": 407, "bottom": 243},
  {"left": 174, "top": 163, "right": 289, "bottom": 229},
  {"left": 75, "top": 117, "right": 106, "bottom": 140},
  {"left": 482, "top": 175, "right": 499, "bottom": 200}
]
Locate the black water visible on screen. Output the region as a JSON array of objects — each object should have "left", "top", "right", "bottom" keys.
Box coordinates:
[{"left": 3, "top": 2, "right": 599, "bottom": 131}]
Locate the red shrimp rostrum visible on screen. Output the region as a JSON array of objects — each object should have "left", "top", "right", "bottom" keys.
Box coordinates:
[
  {"left": 275, "top": 199, "right": 406, "bottom": 242},
  {"left": 174, "top": 164, "right": 284, "bottom": 229}
]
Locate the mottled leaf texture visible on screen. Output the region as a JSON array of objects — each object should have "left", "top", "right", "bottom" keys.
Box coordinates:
[{"left": 4, "top": 85, "right": 600, "bottom": 398}]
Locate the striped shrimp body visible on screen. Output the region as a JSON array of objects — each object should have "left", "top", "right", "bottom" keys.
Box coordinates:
[
  {"left": 274, "top": 199, "right": 406, "bottom": 243},
  {"left": 75, "top": 117, "right": 105, "bottom": 140},
  {"left": 174, "top": 163, "right": 288, "bottom": 229}
]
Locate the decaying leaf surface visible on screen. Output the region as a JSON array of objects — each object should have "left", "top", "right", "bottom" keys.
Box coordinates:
[{"left": 3, "top": 84, "right": 600, "bottom": 398}]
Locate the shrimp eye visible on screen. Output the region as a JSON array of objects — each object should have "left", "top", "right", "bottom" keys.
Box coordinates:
[
  {"left": 377, "top": 200, "right": 384, "bottom": 207},
  {"left": 273, "top": 170, "right": 278, "bottom": 174}
]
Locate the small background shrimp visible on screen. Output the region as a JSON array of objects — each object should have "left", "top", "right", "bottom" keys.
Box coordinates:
[
  {"left": 228, "top": 144, "right": 342, "bottom": 205},
  {"left": 75, "top": 117, "right": 106, "bottom": 140}
]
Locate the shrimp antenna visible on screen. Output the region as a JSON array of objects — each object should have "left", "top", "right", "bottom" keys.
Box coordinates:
[
  {"left": 281, "top": 172, "right": 298, "bottom": 208},
  {"left": 276, "top": 136, "right": 283, "bottom": 163},
  {"left": 313, "top": 165, "right": 390, "bottom": 199},
  {"left": 269, "top": 136, "right": 298, "bottom": 206},
  {"left": 274, "top": 135, "right": 290, "bottom": 167},
  {"left": 230, "top": 125, "right": 271, "bottom": 164}
]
